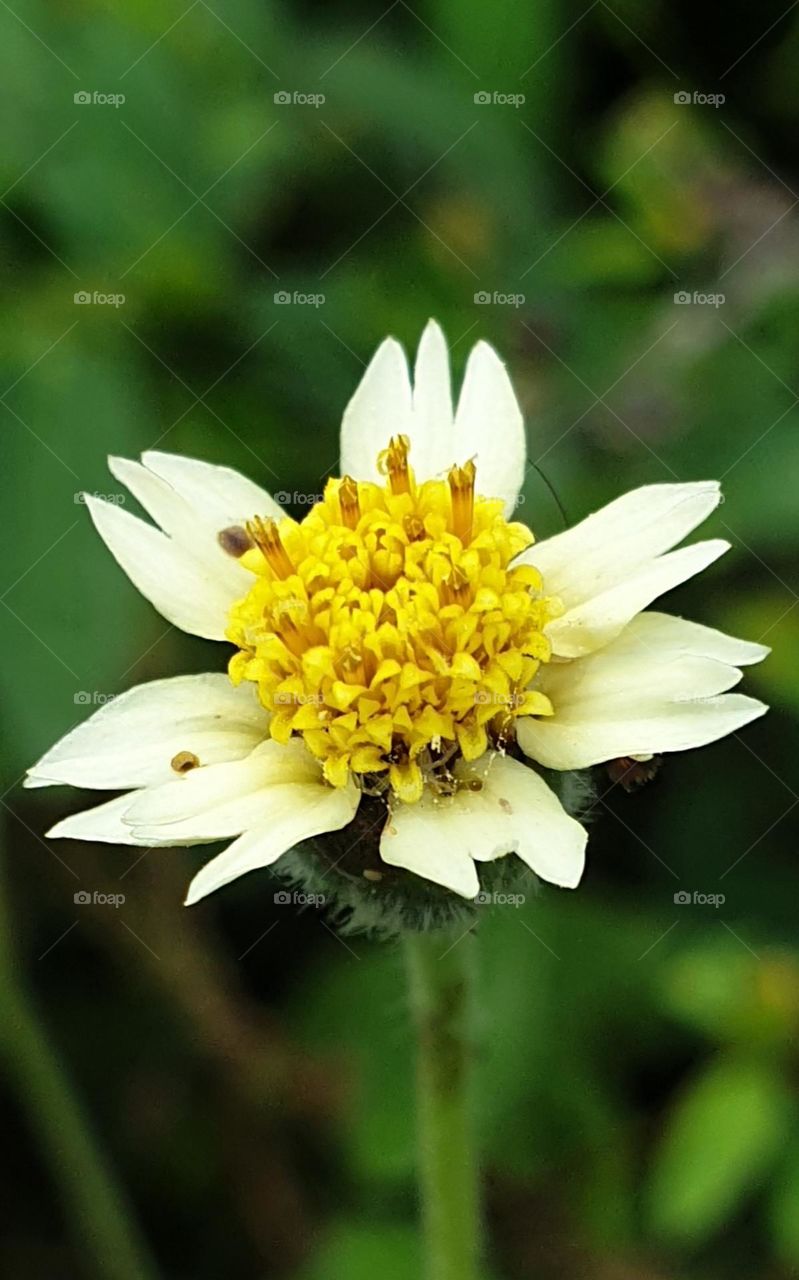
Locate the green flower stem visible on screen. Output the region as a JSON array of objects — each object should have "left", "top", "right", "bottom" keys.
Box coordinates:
[
  {"left": 405, "top": 929, "right": 481, "bottom": 1280},
  {"left": 0, "top": 861, "right": 160, "bottom": 1280}
]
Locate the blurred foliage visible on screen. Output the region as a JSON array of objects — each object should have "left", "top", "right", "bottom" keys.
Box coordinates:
[{"left": 1, "top": 0, "right": 798, "bottom": 1277}]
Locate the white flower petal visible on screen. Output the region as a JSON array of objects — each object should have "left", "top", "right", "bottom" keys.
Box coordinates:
[
  {"left": 101, "top": 452, "right": 274, "bottom": 634},
  {"left": 528, "top": 482, "right": 722, "bottom": 607},
  {"left": 339, "top": 337, "right": 413, "bottom": 484},
  {"left": 379, "top": 755, "right": 586, "bottom": 896},
  {"left": 140, "top": 450, "right": 282, "bottom": 526},
  {"left": 411, "top": 319, "right": 455, "bottom": 475},
  {"left": 338, "top": 326, "right": 528, "bottom": 501},
  {"left": 453, "top": 340, "right": 526, "bottom": 513},
  {"left": 546, "top": 539, "right": 729, "bottom": 658},
  {"left": 380, "top": 800, "right": 481, "bottom": 898},
  {"left": 125, "top": 739, "right": 326, "bottom": 841},
  {"left": 521, "top": 691, "right": 766, "bottom": 770},
  {"left": 517, "top": 612, "right": 768, "bottom": 769},
  {"left": 627, "top": 612, "right": 770, "bottom": 667},
  {"left": 85, "top": 494, "right": 237, "bottom": 640},
  {"left": 184, "top": 780, "right": 359, "bottom": 905},
  {"left": 47, "top": 794, "right": 154, "bottom": 845},
  {"left": 26, "top": 674, "right": 266, "bottom": 791},
  {"left": 462, "top": 756, "right": 586, "bottom": 887},
  {"left": 108, "top": 456, "right": 198, "bottom": 544}
]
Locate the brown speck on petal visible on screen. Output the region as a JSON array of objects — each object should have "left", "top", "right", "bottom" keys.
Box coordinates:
[
  {"left": 171, "top": 750, "right": 200, "bottom": 774},
  {"left": 498, "top": 797, "right": 513, "bottom": 814},
  {"left": 218, "top": 524, "right": 253, "bottom": 558}
]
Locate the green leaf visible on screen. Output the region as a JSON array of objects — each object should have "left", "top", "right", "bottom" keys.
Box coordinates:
[{"left": 647, "top": 1057, "right": 791, "bottom": 1246}]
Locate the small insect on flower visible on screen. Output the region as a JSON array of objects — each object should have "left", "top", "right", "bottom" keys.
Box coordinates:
[
  {"left": 605, "top": 755, "right": 663, "bottom": 792},
  {"left": 218, "top": 525, "right": 253, "bottom": 558},
  {"left": 26, "top": 322, "right": 769, "bottom": 918}
]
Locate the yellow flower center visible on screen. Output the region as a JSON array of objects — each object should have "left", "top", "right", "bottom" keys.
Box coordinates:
[{"left": 224, "top": 437, "right": 560, "bottom": 803}]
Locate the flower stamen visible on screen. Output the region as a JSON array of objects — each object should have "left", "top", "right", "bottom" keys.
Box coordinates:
[
  {"left": 248, "top": 516, "right": 294, "bottom": 578},
  {"left": 276, "top": 608, "right": 308, "bottom": 657},
  {"left": 338, "top": 475, "right": 361, "bottom": 529},
  {"left": 403, "top": 513, "right": 425, "bottom": 542},
  {"left": 340, "top": 645, "right": 367, "bottom": 685},
  {"left": 448, "top": 459, "right": 476, "bottom": 544},
  {"left": 442, "top": 563, "right": 471, "bottom": 607},
  {"left": 378, "top": 434, "right": 412, "bottom": 495}
]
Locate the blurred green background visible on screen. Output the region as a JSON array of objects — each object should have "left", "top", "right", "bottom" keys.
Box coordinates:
[{"left": 1, "top": 1, "right": 798, "bottom": 1276}]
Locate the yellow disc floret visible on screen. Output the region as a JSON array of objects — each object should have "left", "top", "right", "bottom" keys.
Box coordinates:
[{"left": 225, "top": 438, "right": 560, "bottom": 803}]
